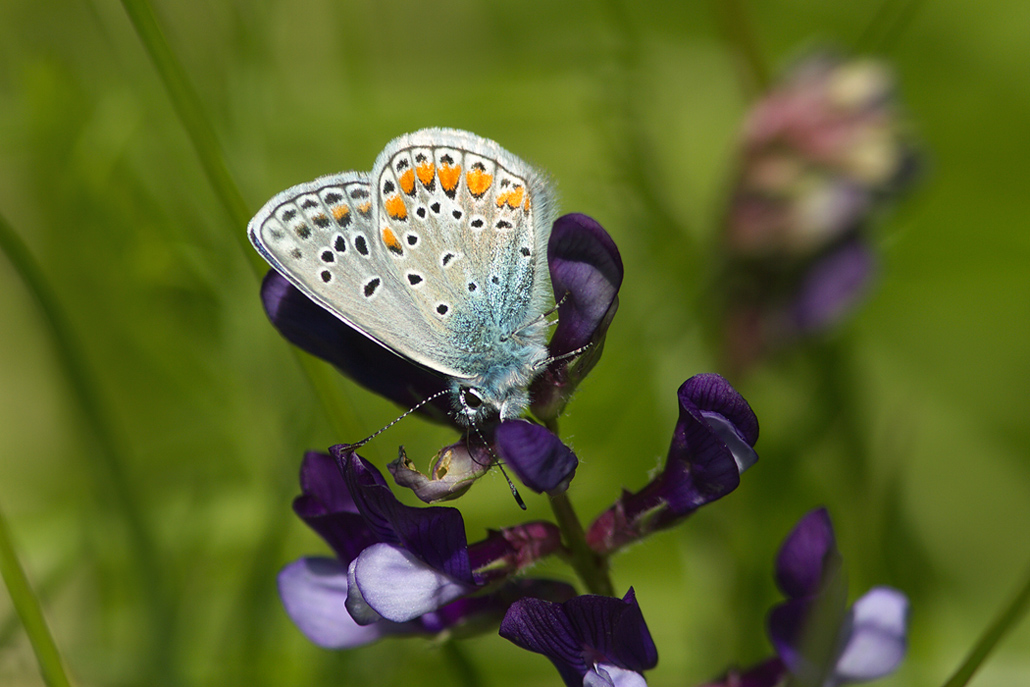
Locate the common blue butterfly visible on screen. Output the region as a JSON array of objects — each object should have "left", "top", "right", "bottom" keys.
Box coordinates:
[{"left": 248, "top": 128, "right": 557, "bottom": 427}]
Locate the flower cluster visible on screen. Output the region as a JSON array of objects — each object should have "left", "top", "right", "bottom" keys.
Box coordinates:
[
  {"left": 261, "top": 200, "right": 909, "bottom": 685},
  {"left": 720, "top": 53, "right": 918, "bottom": 371},
  {"left": 701, "top": 508, "right": 909, "bottom": 687},
  {"left": 278, "top": 449, "right": 573, "bottom": 648}
]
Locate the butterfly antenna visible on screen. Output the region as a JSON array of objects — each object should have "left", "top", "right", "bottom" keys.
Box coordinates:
[
  {"left": 347, "top": 388, "right": 452, "bottom": 449},
  {"left": 536, "top": 340, "right": 594, "bottom": 371},
  {"left": 502, "top": 291, "right": 570, "bottom": 342},
  {"left": 469, "top": 422, "right": 526, "bottom": 510}
]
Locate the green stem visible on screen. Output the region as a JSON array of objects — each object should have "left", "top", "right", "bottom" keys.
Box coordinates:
[
  {"left": 440, "top": 638, "right": 483, "bottom": 687},
  {"left": 0, "top": 502, "right": 73, "bottom": 687},
  {"left": 942, "top": 561, "right": 1030, "bottom": 687},
  {"left": 855, "top": 0, "right": 927, "bottom": 54},
  {"left": 118, "top": 0, "right": 365, "bottom": 443},
  {"left": 712, "top": 0, "right": 770, "bottom": 98},
  {"left": 118, "top": 0, "right": 255, "bottom": 263},
  {"left": 0, "top": 211, "right": 175, "bottom": 683},
  {"left": 549, "top": 492, "right": 614, "bottom": 597}
]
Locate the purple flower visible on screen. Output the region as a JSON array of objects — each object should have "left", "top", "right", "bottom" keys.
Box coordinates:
[
  {"left": 767, "top": 508, "right": 909, "bottom": 686},
  {"left": 720, "top": 54, "right": 918, "bottom": 373},
  {"left": 726, "top": 54, "right": 916, "bottom": 260},
  {"left": 280, "top": 559, "right": 575, "bottom": 649},
  {"left": 278, "top": 450, "right": 566, "bottom": 647},
  {"left": 586, "top": 374, "right": 758, "bottom": 555},
  {"left": 260, "top": 213, "right": 621, "bottom": 431},
  {"left": 530, "top": 213, "right": 624, "bottom": 423},
  {"left": 790, "top": 239, "right": 877, "bottom": 334},
  {"left": 495, "top": 420, "right": 579, "bottom": 494},
  {"left": 699, "top": 510, "right": 908, "bottom": 687},
  {"left": 500, "top": 588, "right": 658, "bottom": 687}
]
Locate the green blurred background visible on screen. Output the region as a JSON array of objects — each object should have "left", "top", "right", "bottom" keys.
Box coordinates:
[{"left": 1, "top": 0, "right": 1027, "bottom": 685}]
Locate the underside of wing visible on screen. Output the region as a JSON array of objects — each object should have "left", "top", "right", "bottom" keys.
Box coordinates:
[
  {"left": 248, "top": 171, "right": 475, "bottom": 381},
  {"left": 367, "top": 129, "right": 558, "bottom": 373}
]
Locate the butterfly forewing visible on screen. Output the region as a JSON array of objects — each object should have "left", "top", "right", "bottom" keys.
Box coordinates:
[
  {"left": 249, "top": 172, "right": 471, "bottom": 379},
  {"left": 372, "top": 131, "right": 555, "bottom": 373}
]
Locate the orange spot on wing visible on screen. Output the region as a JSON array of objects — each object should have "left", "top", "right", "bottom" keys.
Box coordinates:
[
  {"left": 416, "top": 161, "right": 436, "bottom": 188},
  {"left": 332, "top": 205, "right": 350, "bottom": 222},
  {"left": 524, "top": 193, "right": 531, "bottom": 211},
  {"left": 385, "top": 194, "right": 408, "bottom": 220},
  {"left": 465, "top": 167, "right": 493, "bottom": 198},
  {"left": 357, "top": 201, "right": 372, "bottom": 217},
  {"left": 382, "top": 227, "right": 403, "bottom": 254},
  {"left": 398, "top": 169, "right": 416, "bottom": 195},
  {"left": 507, "top": 185, "right": 525, "bottom": 209},
  {"left": 496, "top": 185, "right": 526, "bottom": 209},
  {"left": 438, "top": 162, "right": 461, "bottom": 193}
]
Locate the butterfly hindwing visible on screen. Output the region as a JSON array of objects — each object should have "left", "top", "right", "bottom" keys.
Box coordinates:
[{"left": 371, "top": 129, "right": 556, "bottom": 374}]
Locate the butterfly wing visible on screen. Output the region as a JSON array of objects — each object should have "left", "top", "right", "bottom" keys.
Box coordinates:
[
  {"left": 248, "top": 170, "right": 473, "bottom": 380},
  {"left": 249, "top": 128, "right": 556, "bottom": 381},
  {"left": 369, "top": 129, "right": 557, "bottom": 374}
]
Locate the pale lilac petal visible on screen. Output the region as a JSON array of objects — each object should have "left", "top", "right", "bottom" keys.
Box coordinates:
[
  {"left": 351, "top": 543, "right": 474, "bottom": 622},
  {"left": 277, "top": 557, "right": 384, "bottom": 649},
  {"left": 834, "top": 587, "right": 909, "bottom": 683},
  {"left": 344, "top": 557, "right": 382, "bottom": 625},
  {"left": 586, "top": 663, "right": 648, "bottom": 687},
  {"left": 701, "top": 411, "right": 758, "bottom": 472}
]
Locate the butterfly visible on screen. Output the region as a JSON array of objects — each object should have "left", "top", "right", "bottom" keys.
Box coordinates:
[{"left": 248, "top": 128, "right": 558, "bottom": 428}]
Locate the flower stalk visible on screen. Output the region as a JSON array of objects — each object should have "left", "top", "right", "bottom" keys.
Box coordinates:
[
  {"left": 942, "top": 560, "right": 1030, "bottom": 687},
  {"left": 549, "top": 491, "right": 614, "bottom": 597},
  {"left": 0, "top": 502, "right": 73, "bottom": 687}
]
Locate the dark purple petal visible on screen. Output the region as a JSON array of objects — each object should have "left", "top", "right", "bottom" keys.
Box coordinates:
[
  {"left": 766, "top": 511, "right": 909, "bottom": 686},
  {"left": 530, "top": 215, "right": 623, "bottom": 422},
  {"left": 667, "top": 412, "right": 743, "bottom": 503},
  {"left": 833, "top": 587, "right": 909, "bottom": 683},
  {"left": 495, "top": 420, "right": 578, "bottom": 494},
  {"left": 547, "top": 213, "right": 624, "bottom": 356},
  {"left": 768, "top": 597, "right": 817, "bottom": 678},
  {"left": 768, "top": 585, "right": 852, "bottom": 685},
  {"left": 679, "top": 374, "right": 759, "bottom": 447},
  {"left": 501, "top": 589, "right": 657, "bottom": 687},
  {"left": 332, "top": 447, "right": 474, "bottom": 584},
  {"left": 587, "top": 376, "right": 758, "bottom": 555},
  {"left": 585, "top": 451, "right": 737, "bottom": 555},
  {"left": 292, "top": 452, "right": 377, "bottom": 565},
  {"left": 791, "top": 239, "right": 876, "bottom": 334},
  {"left": 565, "top": 589, "right": 658, "bottom": 673},
  {"left": 775, "top": 508, "right": 841, "bottom": 599},
  {"left": 296, "top": 451, "right": 356, "bottom": 512},
  {"left": 500, "top": 597, "right": 589, "bottom": 687},
  {"left": 261, "top": 270, "right": 454, "bottom": 424}
]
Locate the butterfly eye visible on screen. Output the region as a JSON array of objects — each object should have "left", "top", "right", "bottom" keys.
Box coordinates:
[{"left": 462, "top": 388, "right": 484, "bottom": 409}]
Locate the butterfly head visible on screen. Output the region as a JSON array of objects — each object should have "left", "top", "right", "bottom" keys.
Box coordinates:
[{"left": 453, "top": 381, "right": 529, "bottom": 427}]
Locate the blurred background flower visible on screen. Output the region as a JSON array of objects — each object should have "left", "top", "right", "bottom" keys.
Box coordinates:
[{"left": 720, "top": 52, "right": 919, "bottom": 374}]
